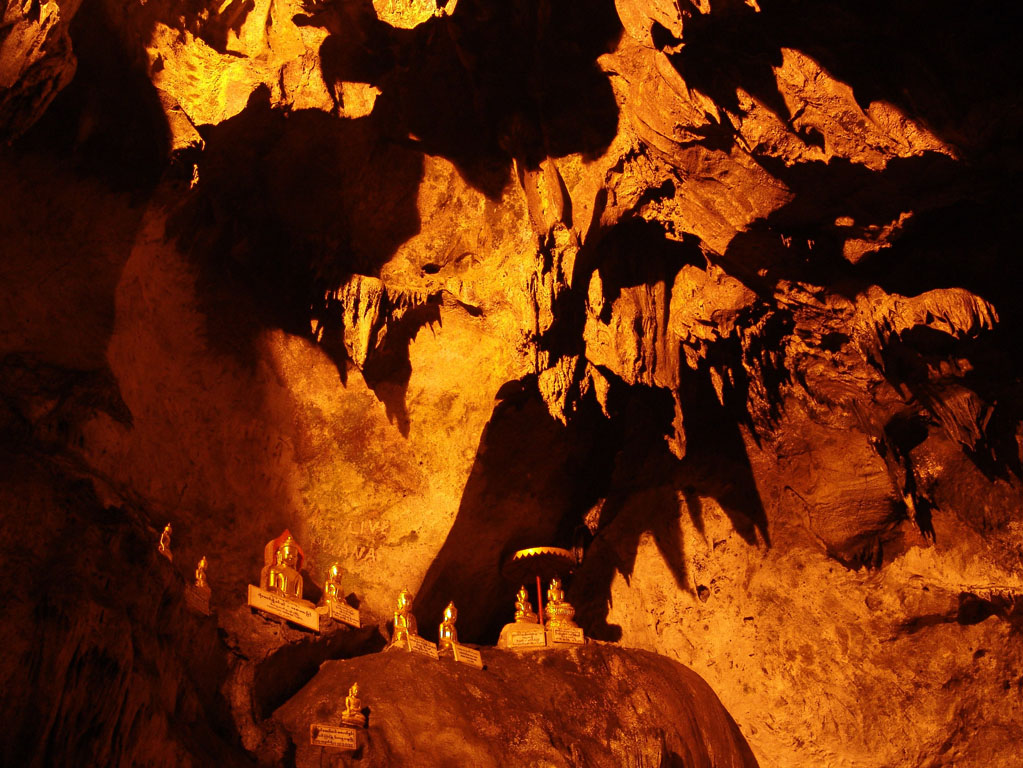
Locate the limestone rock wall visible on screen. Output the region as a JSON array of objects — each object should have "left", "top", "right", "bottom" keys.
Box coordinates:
[{"left": 1, "top": 0, "right": 1022, "bottom": 765}]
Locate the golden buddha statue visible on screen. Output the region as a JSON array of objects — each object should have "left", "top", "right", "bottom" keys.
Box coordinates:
[
  {"left": 498, "top": 585, "right": 546, "bottom": 649},
  {"left": 158, "top": 523, "right": 172, "bottom": 561},
  {"left": 261, "top": 535, "right": 303, "bottom": 600},
  {"left": 438, "top": 601, "right": 458, "bottom": 656},
  {"left": 514, "top": 585, "right": 538, "bottom": 623},
  {"left": 544, "top": 577, "right": 578, "bottom": 629},
  {"left": 341, "top": 682, "right": 364, "bottom": 727},
  {"left": 194, "top": 556, "right": 208, "bottom": 589},
  {"left": 389, "top": 588, "right": 418, "bottom": 649},
  {"left": 323, "top": 563, "right": 343, "bottom": 608}
]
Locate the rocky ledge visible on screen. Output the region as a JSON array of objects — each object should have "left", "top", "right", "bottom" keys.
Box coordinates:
[{"left": 274, "top": 642, "right": 758, "bottom": 767}]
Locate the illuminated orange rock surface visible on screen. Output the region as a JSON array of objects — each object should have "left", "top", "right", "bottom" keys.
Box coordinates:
[{"left": 1, "top": 0, "right": 1021, "bottom": 765}]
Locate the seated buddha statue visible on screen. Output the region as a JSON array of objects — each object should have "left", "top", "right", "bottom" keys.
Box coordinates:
[
  {"left": 389, "top": 588, "right": 418, "bottom": 649},
  {"left": 514, "top": 585, "right": 538, "bottom": 623},
  {"left": 438, "top": 601, "right": 458, "bottom": 656},
  {"left": 322, "top": 563, "right": 343, "bottom": 609},
  {"left": 194, "top": 555, "right": 209, "bottom": 590},
  {"left": 261, "top": 535, "right": 304, "bottom": 600},
  {"left": 158, "top": 523, "right": 172, "bottom": 561},
  {"left": 341, "top": 682, "right": 364, "bottom": 727},
  {"left": 497, "top": 586, "right": 546, "bottom": 649},
  {"left": 544, "top": 577, "right": 578, "bottom": 629}
]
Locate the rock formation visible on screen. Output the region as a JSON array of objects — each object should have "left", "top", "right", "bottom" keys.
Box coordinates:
[{"left": 1, "top": 0, "right": 1021, "bottom": 765}]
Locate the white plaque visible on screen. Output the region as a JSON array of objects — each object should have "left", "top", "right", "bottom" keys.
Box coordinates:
[
  {"left": 310, "top": 724, "right": 357, "bottom": 750},
  {"left": 451, "top": 643, "right": 484, "bottom": 669},
  {"left": 330, "top": 601, "right": 361, "bottom": 628},
  {"left": 508, "top": 627, "right": 547, "bottom": 648},
  {"left": 408, "top": 635, "right": 440, "bottom": 659},
  {"left": 185, "top": 585, "right": 211, "bottom": 616},
  {"left": 549, "top": 626, "right": 585, "bottom": 645},
  {"left": 247, "top": 584, "right": 320, "bottom": 632}
]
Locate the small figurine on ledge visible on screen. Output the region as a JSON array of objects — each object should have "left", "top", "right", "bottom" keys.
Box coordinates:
[
  {"left": 514, "top": 585, "right": 539, "bottom": 624},
  {"left": 341, "top": 683, "right": 365, "bottom": 728},
  {"left": 498, "top": 585, "right": 547, "bottom": 649},
  {"left": 247, "top": 531, "right": 320, "bottom": 631},
  {"left": 322, "top": 563, "right": 343, "bottom": 609},
  {"left": 195, "top": 556, "right": 209, "bottom": 589},
  {"left": 158, "top": 523, "right": 173, "bottom": 561},
  {"left": 187, "top": 555, "right": 213, "bottom": 615},
  {"left": 389, "top": 588, "right": 418, "bottom": 650},
  {"left": 544, "top": 577, "right": 578, "bottom": 629},
  {"left": 260, "top": 535, "right": 304, "bottom": 601},
  {"left": 438, "top": 602, "right": 458, "bottom": 657}
]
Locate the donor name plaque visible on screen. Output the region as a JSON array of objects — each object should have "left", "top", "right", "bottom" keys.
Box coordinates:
[
  {"left": 247, "top": 585, "right": 320, "bottom": 632},
  {"left": 408, "top": 635, "right": 440, "bottom": 660},
  {"left": 508, "top": 627, "right": 547, "bottom": 648},
  {"left": 451, "top": 643, "right": 484, "bottom": 669},
  {"left": 330, "top": 601, "right": 361, "bottom": 629},
  {"left": 549, "top": 626, "right": 585, "bottom": 645},
  {"left": 309, "top": 724, "right": 357, "bottom": 750}
]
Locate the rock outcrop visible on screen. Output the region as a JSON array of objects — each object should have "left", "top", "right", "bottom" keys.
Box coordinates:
[{"left": 275, "top": 643, "right": 760, "bottom": 768}]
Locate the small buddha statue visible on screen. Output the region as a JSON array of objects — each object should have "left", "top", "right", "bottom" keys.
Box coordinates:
[
  {"left": 389, "top": 588, "right": 418, "bottom": 649},
  {"left": 341, "top": 682, "right": 365, "bottom": 727},
  {"left": 514, "top": 585, "right": 538, "bottom": 623},
  {"left": 194, "top": 556, "right": 209, "bottom": 589},
  {"left": 497, "top": 585, "right": 546, "bottom": 649},
  {"left": 264, "top": 535, "right": 303, "bottom": 600},
  {"left": 322, "top": 563, "right": 343, "bottom": 609},
  {"left": 158, "top": 523, "right": 172, "bottom": 561},
  {"left": 544, "top": 577, "right": 578, "bottom": 629},
  {"left": 438, "top": 601, "right": 458, "bottom": 656}
]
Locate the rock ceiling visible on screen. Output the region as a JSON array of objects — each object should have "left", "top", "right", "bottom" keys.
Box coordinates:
[{"left": 1, "top": 0, "right": 1021, "bottom": 765}]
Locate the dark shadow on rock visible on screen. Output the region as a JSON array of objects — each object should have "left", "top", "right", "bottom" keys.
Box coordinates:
[
  {"left": 14, "top": 0, "right": 171, "bottom": 196},
  {"left": 573, "top": 364, "right": 770, "bottom": 641},
  {"left": 415, "top": 377, "right": 619, "bottom": 644},
  {"left": 666, "top": 0, "right": 1021, "bottom": 155},
  {"left": 301, "top": 0, "right": 622, "bottom": 197},
  {"left": 361, "top": 302, "right": 442, "bottom": 437},
  {"left": 0, "top": 449, "right": 251, "bottom": 766},
  {"left": 166, "top": 86, "right": 425, "bottom": 372},
  {"left": 715, "top": 147, "right": 1023, "bottom": 484}
]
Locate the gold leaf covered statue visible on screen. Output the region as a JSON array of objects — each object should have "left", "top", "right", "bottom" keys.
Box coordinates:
[
  {"left": 194, "top": 556, "right": 208, "bottom": 589},
  {"left": 260, "top": 534, "right": 304, "bottom": 601},
  {"left": 497, "top": 585, "right": 545, "bottom": 649},
  {"left": 158, "top": 523, "right": 173, "bottom": 561},
  {"left": 438, "top": 601, "right": 458, "bottom": 656},
  {"left": 322, "top": 563, "right": 343, "bottom": 609},
  {"left": 341, "top": 682, "right": 365, "bottom": 728},
  {"left": 514, "top": 585, "right": 538, "bottom": 624},
  {"left": 389, "top": 588, "right": 418, "bottom": 649},
  {"left": 544, "top": 577, "right": 578, "bottom": 629}
]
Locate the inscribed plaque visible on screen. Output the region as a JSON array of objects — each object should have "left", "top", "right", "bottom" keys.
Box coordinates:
[
  {"left": 548, "top": 626, "right": 585, "bottom": 645},
  {"left": 330, "top": 601, "right": 361, "bottom": 628},
  {"left": 508, "top": 627, "right": 547, "bottom": 648},
  {"left": 408, "top": 635, "right": 440, "bottom": 659},
  {"left": 309, "top": 724, "right": 357, "bottom": 749},
  {"left": 451, "top": 643, "right": 484, "bottom": 669},
  {"left": 247, "top": 584, "right": 320, "bottom": 632}
]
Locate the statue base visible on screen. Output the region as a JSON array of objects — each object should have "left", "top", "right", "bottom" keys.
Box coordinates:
[
  {"left": 497, "top": 622, "right": 547, "bottom": 650},
  {"left": 185, "top": 584, "right": 212, "bottom": 616},
  {"left": 341, "top": 713, "right": 365, "bottom": 729}
]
